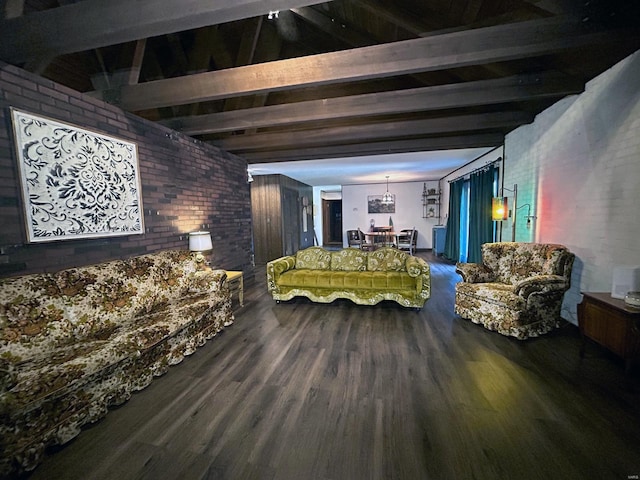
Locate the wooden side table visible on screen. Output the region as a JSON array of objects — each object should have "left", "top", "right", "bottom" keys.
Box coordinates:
[
  {"left": 225, "top": 271, "right": 244, "bottom": 308},
  {"left": 578, "top": 292, "right": 640, "bottom": 373}
]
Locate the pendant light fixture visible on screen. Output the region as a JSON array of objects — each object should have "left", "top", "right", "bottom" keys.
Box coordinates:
[{"left": 381, "top": 176, "right": 394, "bottom": 205}]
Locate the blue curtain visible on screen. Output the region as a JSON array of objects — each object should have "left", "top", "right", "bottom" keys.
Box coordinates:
[
  {"left": 459, "top": 181, "right": 470, "bottom": 263},
  {"left": 467, "top": 166, "right": 497, "bottom": 263},
  {"left": 443, "top": 179, "right": 464, "bottom": 262}
]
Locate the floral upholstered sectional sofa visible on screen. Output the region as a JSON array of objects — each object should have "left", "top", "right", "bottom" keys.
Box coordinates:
[
  {"left": 267, "top": 246, "right": 430, "bottom": 308},
  {"left": 455, "top": 242, "right": 575, "bottom": 339},
  {"left": 0, "top": 250, "right": 233, "bottom": 476}
]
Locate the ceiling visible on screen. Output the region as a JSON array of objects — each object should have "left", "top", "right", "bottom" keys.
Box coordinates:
[
  {"left": 249, "top": 147, "right": 495, "bottom": 186},
  {"left": 2, "top": 0, "right": 639, "bottom": 186}
]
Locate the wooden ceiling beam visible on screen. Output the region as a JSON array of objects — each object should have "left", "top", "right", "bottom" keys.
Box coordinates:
[
  {"left": 223, "top": 19, "right": 282, "bottom": 115},
  {"left": 127, "top": 39, "right": 147, "bottom": 86},
  {"left": 163, "top": 72, "right": 582, "bottom": 135},
  {"left": 291, "top": 6, "right": 372, "bottom": 47},
  {"left": 0, "top": 0, "right": 326, "bottom": 64},
  {"left": 108, "top": 16, "right": 623, "bottom": 111},
  {"left": 214, "top": 111, "right": 531, "bottom": 152},
  {"left": 349, "top": 0, "right": 452, "bottom": 35},
  {"left": 242, "top": 133, "right": 505, "bottom": 162}
]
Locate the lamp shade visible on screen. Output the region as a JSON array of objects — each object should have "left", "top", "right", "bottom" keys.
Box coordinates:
[
  {"left": 189, "top": 231, "right": 212, "bottom": 252},
  {"left": 492, "top": 197, "right": 508, "bottom": 221}
]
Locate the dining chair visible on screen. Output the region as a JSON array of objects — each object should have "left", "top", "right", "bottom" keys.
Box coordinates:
[
  {"left": 347, "top": 229, "right": 364, "bottom": 249},
  {"left": 396, "top": 228, "right": 417, "bottom": 255}
]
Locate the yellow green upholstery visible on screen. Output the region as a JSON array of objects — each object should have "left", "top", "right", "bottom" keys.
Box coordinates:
[
  {"left": 454, "top": 242, "right": 574, "bottom": 339},
  {"left": 267, "top": 247, "right": 430, "bottom": 308}
]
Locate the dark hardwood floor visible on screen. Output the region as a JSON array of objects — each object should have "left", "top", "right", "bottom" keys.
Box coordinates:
[{"left": 26, "top": 253, "right": 640, "bottom": 480}]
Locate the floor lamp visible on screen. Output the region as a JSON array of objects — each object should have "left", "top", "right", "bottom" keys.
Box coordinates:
[{"left": 493, "top": 184, "right": 536, "bottom": 241}]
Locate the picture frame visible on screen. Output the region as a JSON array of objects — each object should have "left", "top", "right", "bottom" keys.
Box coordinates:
[
  {"left": 10, "top": 108, "right": 145, "bottom": 243},
  {"left": 367, "top": 195, "right": 395, "bottom": 214}
]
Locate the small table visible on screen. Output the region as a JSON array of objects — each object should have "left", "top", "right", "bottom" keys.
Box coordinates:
[
  {"left": 578, "top": 292, "right": 640, "bottom": 373},
  {"left": 225, "top": 271, "right": 244, "bottom": 308}
]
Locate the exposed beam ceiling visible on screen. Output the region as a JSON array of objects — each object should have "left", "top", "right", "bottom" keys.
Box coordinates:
[
  {"left": 161, "top": 72, "right": 583, "bottom": 135},
  {"left": 107, "top": 16, "right": 605, "bottom": 111},
  {"left": 0, "top": 0, "right": 326, "bottom": 64},
  {"left": 1, "top": 0, "right": 639, "bottom": 183}
]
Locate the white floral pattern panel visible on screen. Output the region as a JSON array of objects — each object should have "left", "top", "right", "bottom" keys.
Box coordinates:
[{"left": 11, "top": 108, "right": 144, "bottom": 242}]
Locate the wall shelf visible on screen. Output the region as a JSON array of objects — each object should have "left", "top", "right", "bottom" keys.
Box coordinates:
[{"left": 422, "top": 183, "right": 441, "bottom": 220}]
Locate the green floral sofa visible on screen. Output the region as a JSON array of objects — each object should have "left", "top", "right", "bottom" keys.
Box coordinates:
[
  {"left": 267, "top": 246, "right": 430, "bottom": 308},
  {"left": 0, "top": 250, "right": 233, "bottom": 476},
  {"left": 455, "top": 242, "right": 575, "bottom": 339}
]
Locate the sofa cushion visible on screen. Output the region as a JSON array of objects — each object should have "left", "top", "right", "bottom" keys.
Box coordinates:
[
  {"left": 481, "top": 242, "right": 572, "bottom": 285},
  {"left": 481, "top": 243, "right": 514, "bottom": 283},
  {"left": 367, "top": 247, "right": 408, "bottom": 272},
  {"left": 277, "top": 270, "right": 415, "bottom": 290},
  {"left": 0, "top": 275, "right": 78, "bottom": 367},
  {"left": 295, "top": 247, "right": 331, "bottom": 270},
  {"left": 330, "top": 248, "right": 368, "bottom": 271},
  {"left": 456, "top": 282, "right": 525, "bottom": 310}
]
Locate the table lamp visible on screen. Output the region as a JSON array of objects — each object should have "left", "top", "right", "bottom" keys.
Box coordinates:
[{"left": 189, "top": 231, "right": 212, "bottom": 263}]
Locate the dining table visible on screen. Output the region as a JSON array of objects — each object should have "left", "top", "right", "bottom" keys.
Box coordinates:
[{"left": 362, "top": 230, "right": 397, "bottom": 248}]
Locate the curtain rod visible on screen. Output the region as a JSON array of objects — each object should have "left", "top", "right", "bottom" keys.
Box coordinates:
[
  {"left": 439, "top": 145, "right": 501, "bottom": 182},
  {"left": 448, "top": 158, "right": 501, "bottom": 183}
]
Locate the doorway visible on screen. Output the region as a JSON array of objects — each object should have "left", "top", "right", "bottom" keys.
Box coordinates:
[{"left": 322, "top": 199, "right": 343, "bottom": 246}]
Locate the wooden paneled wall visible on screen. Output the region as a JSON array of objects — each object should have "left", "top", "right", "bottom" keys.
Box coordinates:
[{"left": 251, "top": 174, "right": 313, "bottom": 264}]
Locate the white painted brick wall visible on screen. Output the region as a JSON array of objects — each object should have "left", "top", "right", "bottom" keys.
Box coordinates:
[{"left": 505, "top": 50, "right": 640, "bottom": 324}]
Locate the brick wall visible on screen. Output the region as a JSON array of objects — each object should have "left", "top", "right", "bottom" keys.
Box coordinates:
[
  {"left": 0, "top": 61, "right": 252, "bottom": 277},
  {"left": 504, "top": 50, "right": 640, "bottom": 324}
]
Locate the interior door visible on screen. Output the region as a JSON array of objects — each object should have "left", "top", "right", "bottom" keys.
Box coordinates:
[{"left": 322, "top": 199, "right": 343, "bottom": 246}]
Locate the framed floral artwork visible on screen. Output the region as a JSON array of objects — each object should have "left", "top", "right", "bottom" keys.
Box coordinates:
[{"left": 10, "top": 108, "right": 145, "bottom": 243}]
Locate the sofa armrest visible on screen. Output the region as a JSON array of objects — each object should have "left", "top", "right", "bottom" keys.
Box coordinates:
[
  {"left": 405, "top": 256, "right": 430, "bottom": 299},
  {"left": 266, "top": 256, "right": 296, "bottom": 293},
  {"left": 514, "top": 274, "right": 569, "bottom": 297},
  {"left": 187, "top": 269, "right": 228, "bottom": 294},
  {"left": 455, "top": 262, "right": 495, "bottom": 283},
  {"left": 211, "top": 269, "right": 228, "bottom": 291},
  {"left": 406, "top": 256, "right": 428, "bottom": 277}
]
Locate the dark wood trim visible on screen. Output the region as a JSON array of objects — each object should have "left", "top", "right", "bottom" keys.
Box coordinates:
[
  {"left": 0, "top": 0, "right": 326, "bottom": 64},
  {"left": 162, "top": 73, "right": 583, "bottom": 136},
  {"left": 106, "top": 17, "right": 612, "bottom": 111}
]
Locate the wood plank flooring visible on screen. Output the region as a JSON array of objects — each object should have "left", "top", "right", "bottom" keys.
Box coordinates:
[{"left": 25, "top": 253, "right": 640, "bottom": 480}]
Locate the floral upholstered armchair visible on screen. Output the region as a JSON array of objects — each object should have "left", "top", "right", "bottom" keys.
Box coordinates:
[{"left": 454, "top": 242, "right": 575, "bottom": 339}]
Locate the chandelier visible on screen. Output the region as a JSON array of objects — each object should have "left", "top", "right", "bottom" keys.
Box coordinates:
[{"left": 381, "top": 176, "right": 394, "bottom": 205}]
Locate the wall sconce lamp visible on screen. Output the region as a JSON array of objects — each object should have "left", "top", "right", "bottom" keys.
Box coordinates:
[
  {"left": 517, "top": 203, "right": 536, "bottom": 229},
  {"left": 247, "top": 169, "right": 254, "bottom": 183},
  {"left": 381, "top": 175, "right": 394, "bottom": 205},
  {"left": 189, "top": 231, "right": 212, "bottom": 263},
  {"left": 492, "top": 196, "right": 509, "bottom": 221}
]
